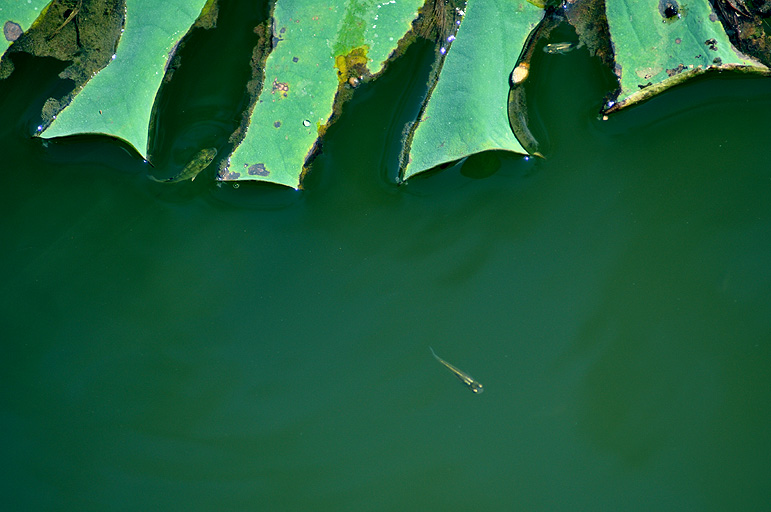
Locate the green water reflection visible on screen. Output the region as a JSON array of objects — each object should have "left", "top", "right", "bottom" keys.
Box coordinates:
[{"left": 1, "top": 6, "right": 770, "bottom": 511}]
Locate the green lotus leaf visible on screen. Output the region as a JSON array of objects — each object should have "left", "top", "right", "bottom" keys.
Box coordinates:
[
  {"left": 41, "top": 0, "right": 214, "bottom": 157},
  {"left": 3, "top": 0, "right": 770, "bottom": 188},
  {"left": 400, "top": 0, "right": 543, "bottom": 181},
  {"left": 603, "top": 0, "right": 769, "bottom": 113},
  {"left": 222, "top": 0, "right": 424, "bottom": 189}
]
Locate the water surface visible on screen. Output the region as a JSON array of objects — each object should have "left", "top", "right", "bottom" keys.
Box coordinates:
[{"left": 1, "top": 8, "right": 770, "bottom": 511}]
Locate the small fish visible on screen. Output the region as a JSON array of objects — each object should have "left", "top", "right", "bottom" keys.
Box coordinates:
[
  {"left": 542, "top": 41, "right": 581, "bottom": 55},
  {"left": 149, "top": 147, "right": 217, "bottom": 183},
  {"left": 430, "top": 347, "right": 484, "bottom": 393}
]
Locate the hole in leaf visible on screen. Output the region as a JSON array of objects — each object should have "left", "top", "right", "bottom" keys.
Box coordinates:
[{"left": 659, "top": 0, "right": 680, "bottom": 19}]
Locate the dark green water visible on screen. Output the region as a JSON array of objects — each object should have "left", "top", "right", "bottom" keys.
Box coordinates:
[{"left": 2, "top": 5, "right": 771, "bottom": 510}]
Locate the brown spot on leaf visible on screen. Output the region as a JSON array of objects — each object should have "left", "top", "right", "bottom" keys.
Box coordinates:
[
  {"left": 292, "top": 56, "right": 298, "bottom": 62},
  {"left": 248, "top": 163, "right": 269, "bottom": 176},
  {"left": 271, "top": 78, "right": 289, "bottom": 98},
  {"left": 218, "top": 169, "right": 241, "bottom": 180},
  {"left": 274, "top": 120, "right": 281, "bottom": 128},
  {"left": 4, "top": 21, "right": 22, "bottom": 42},
  {"left": 271, "top": 22, "right": 284, "bottom": 48},
  {"left": 666, "top": 63, "right": 687, "bottom": 76}
]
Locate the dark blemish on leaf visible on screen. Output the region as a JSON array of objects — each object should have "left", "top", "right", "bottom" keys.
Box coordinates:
[
  {"left": 675, "top": 38, "right": 682, "bottom": 44},
  {"left": 709, "top": 13, "right": 718, "bottom": 22},
  {"left": 705, "top": 38, "right": 718, "bottom": 50},
  {"left": 248, "top": 163, "right": 269, "bottom": 176},
  {"left": 293, "top": 57, "right": 298, "bottom": 63},
  {"left": 613, "top": 62, "right": 623, "bottom": 80},
  {"left": 271, "top": 22, "right": 284, "bottom": 48},
  {"left": 271, "top": 78, "right": 289, "bottom": 98},
  {"left": 274, "top": 120, "right": 281, "bottom": 128},
  {"left": 666, "top": 63, "right": 687, "bottom": 76},
  {"left": 659, "top": 0, "right": 679, "bottom": 19},
  {"left": 713, "top": 57, "right": 722, "bottom": 65},
  {"left": 4, "top": 21, "right": 23, "bottom": 42},
  {"left": 218, "top": 169, "right": 241, "bottom": 180},
  {"left": 638, "top": 82, "right": 653, "bottom": 89}
]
